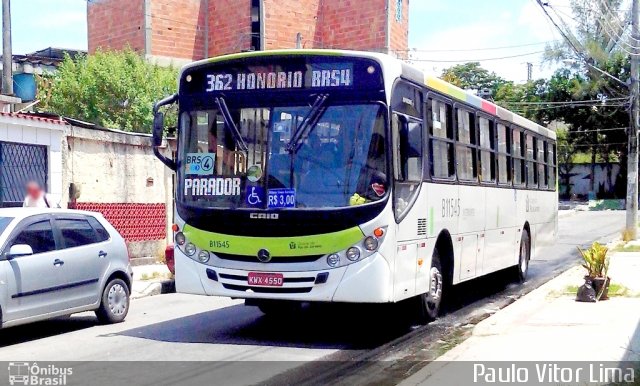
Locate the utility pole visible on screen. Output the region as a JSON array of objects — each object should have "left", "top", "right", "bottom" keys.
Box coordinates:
[
  {"left": 626, "top": 0, "right": 640, "bottom": 238},
  {"left": 1, "top": 0, "right": 12, "bottom": 96}
]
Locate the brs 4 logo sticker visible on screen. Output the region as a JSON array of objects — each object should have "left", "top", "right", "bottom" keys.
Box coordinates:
[{"left": 186, "top": 153, "right": 215, "bottom": 175}]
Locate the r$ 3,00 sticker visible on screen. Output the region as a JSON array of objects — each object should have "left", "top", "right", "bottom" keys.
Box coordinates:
[{"left": 268, "top": 189, "right": 296, "bottom": 208}]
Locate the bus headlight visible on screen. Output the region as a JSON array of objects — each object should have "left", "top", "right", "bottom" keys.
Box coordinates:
[
  {"left": 327, "top": 254, "right": 340, "bottom": 267},
  {"left": 185, "top": 242, "right": 197, "bottom": 256},
  {"left": 175, "top": 232, "right": 186, "bottom": 246},
  {"left": 197, "top": 250, "right": 210, "bottom": 263},
  {"left": 346, "top": 247, "right": 361, "bottom": 261},
  {"left": 364, "top": 236, "right": 379, "bottom": 251}
]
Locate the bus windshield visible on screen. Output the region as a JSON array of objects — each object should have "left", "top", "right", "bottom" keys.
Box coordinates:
[{"left": 178, "top": 102, "right": 387, "bottom": 209}]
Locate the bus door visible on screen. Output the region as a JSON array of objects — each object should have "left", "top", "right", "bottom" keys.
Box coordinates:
[{"left": 391, "top": 81, "right": 424, "bottom": 299}]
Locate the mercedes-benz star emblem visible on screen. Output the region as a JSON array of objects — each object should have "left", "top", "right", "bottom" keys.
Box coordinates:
[{"left": 257, "top": 248, "right": 271, "bottom": 263}]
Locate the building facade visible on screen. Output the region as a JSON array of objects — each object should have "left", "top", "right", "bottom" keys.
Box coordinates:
[{"left": 88, "top": 0, "right": 409, "bottom": 63}]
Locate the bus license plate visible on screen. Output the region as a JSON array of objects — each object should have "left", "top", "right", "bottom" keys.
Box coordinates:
[{"left": 248, "top": 272, "right": 284, "bottom": 287}]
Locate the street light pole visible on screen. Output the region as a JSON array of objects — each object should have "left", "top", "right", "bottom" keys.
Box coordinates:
[
  {"left": 626, "top": 0, "right": 640, "bottom": 239},
  {"left": 1, "top": 0, "right": 12, "bottom": 96}
]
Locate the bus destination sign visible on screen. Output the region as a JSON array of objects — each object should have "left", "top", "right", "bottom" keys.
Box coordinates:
[{"left": 204, "top": 64, "right": 353, "bottom": 92}]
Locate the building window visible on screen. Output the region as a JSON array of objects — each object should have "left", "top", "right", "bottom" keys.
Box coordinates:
[
  {"left": 396, "top": 0, "right": 403, "bottom": 21},
  {"left": 251, "top": 0, "right": 262, "bottom": 50}
]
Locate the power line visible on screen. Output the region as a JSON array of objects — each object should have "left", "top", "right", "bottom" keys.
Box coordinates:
[
  {"left": 409, "top": 50, "right": 545, "bottom": 63},
  {"left": 503, "top": 97, "right": 628, "bottom": 105},
  {"left": 401, "top": 40, "right": 559, "bottom": 53}
]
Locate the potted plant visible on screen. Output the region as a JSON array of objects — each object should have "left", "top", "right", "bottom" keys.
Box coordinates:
[{"left": 577, "top": 242, "right": 610, "bottom": 301}]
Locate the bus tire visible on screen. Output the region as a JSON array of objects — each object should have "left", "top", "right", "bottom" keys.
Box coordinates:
[
  {"left": 514, "top": 230, "right": 531, "bottom": 283},
  {"left": 417, "top": 250, "right": 444, "bottom": 324}
]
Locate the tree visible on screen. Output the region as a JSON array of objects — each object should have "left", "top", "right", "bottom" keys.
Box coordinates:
[
  {"left": 441, "top": 62, "right": 508, "bottom": 95},
  {"left": 541, "top": 0, "right": 631, "bottom": 197},
  {"left": 37, "top": 48, "right": 178, "bottom": 133}
]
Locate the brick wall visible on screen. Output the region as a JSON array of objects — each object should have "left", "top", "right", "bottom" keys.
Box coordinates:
[
  {"left": 318, "top": 0, "right": 387, "bottom": 52},
  {"left": 88, "top": 0, "right": 145, "bottom": 53},
  {"left": 262, "top": 0, "right": 321, "bottom": 49},
  {"left": 208, "top": 0, "right": 253, "bottom": 56},
  {"left": 150, "top": 0, "right": 207, "bottom": 60},
  {"left": 87, "top": 0, "right": 410, "bottom": 60}
]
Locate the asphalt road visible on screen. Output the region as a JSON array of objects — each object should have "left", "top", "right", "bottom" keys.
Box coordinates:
[{"left": 0, "top": 211, "right": 625, "bottom": 385}]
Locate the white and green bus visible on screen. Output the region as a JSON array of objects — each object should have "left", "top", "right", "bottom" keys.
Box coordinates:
[{"left": 152, "top": 49, "right": 557, "bottom": 321}]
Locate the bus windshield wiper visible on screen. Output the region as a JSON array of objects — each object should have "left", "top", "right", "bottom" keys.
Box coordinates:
[
  {"left": 215, "top": 96, "right": 248, "bottom": 152},
  {"left": 286, "top": 94, "right": 329, "bottom": 153}
]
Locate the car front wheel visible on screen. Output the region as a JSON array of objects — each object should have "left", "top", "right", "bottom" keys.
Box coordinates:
[{"left": 95, "top": 278, "right": 130, "bottom": 324}]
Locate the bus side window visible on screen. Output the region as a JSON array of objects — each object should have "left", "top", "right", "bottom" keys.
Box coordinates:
[
  {"left": 539, "top": 139, "right": 548, "bottom": 189},
  {"left": 479, "top": 116, "right": 496, "bottom": 183},
  {"left": 526, "top": 134, "right": 538, "bottom": 188},
  {"left": 548, "top": 142, "right": 557, "bottom": 189},
  {"left": 497, "top": 123, "right": 511, "bottom": 185},
  {"left": 512, "top": 129, "right": 525, "bottom": 186},
  {"left": 456, "top": 108, "right": 477, "bottom": 181},
  {"left": 429, "top": 99, "right": 455, "bottom": 179}
]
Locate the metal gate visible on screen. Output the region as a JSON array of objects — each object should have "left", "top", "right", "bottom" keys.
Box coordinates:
[{"left": 0, "top": 142, "right": 48, "bottom": 207}]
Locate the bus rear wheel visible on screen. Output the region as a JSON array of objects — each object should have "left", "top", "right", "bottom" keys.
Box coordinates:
[
  {"left": 417, "top": 250, "right": 444, "bottom": 324},
  {"left": 513, "top": 230, "right": 531, "bottom": 283}
]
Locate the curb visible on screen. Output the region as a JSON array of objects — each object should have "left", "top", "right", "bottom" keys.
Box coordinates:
[{"left": 131, "top": 279, "right": 175, "bottom": 300}]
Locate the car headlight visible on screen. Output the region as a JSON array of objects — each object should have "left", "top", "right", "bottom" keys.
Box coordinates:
[
  {"left": 346, "top": 247, "right": 361, "bottom": 261},
  {"left": 327, "top": 253, "right": 340, "bottom": 267},
  {"left": 197, "top": 250, "right": 210, "bottom": 263},
  {"left": 175, "top": 232, "right": 186, "bottom": 246},
  {"left": 185, "top": 242, "right": 196, "bottom": 256},
  {"left": 364, "top": 236, "right": 379, "bottom": 251}
]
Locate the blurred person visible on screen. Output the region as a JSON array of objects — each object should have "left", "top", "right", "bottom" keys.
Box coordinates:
[{"left": 23, "top": 181, "right": 59, "bottom": 208}]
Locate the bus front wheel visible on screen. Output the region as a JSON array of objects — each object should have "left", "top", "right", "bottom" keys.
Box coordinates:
[{"left": 417, "top": 250, "right": 444, "bottom": 324}]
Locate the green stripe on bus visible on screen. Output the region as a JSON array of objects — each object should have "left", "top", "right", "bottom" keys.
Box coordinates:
[{"left": 183, "top": 224, "right": 364, "bottom": 257}]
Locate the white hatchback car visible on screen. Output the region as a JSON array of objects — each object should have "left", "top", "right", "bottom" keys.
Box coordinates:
[{"left": 0, "top": 208, "right": 133, "bottom": 328}]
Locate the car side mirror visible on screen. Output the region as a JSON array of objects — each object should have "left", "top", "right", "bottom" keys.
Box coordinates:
[{"left": 7, "top": 244, "right": 34, "bottom": 259}]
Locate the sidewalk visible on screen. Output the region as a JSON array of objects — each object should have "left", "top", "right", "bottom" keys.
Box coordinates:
[
  {"left": 130, "top": 263, "right": 174, "bottom": 299},
  {"left": 402, "top": 251, "right": 640, "bottom": 385}
]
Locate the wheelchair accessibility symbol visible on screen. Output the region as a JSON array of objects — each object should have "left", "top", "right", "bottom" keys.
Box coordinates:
[{"left": 245, "top": 186, "right": 265, "bottom": 207}]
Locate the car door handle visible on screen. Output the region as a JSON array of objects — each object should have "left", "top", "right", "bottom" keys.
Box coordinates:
[
  {"left": 53, "top": 259, "right": 64, "bottom": 266},
  {"left": 98, "top": 251, "right": 108, "bottom": 258}
]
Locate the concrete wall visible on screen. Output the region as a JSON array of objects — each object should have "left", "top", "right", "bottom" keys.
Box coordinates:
[
  {"left": 561, "top": 163, "right": 621, "bottom": 197},
  {"left": 63, "top": 125, "right": 174, "bottom": 259}
]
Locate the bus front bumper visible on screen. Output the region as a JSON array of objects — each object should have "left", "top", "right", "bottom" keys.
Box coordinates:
[{"left": 175, "top": 249, "right": 393, "bottom": 303}]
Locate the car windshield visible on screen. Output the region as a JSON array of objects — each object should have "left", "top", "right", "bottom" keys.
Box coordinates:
[
  {"left": 178, "top": 103, "right": 388, "bottom": 209},
  {"left": 0, "top": 217, "right": 13, "bottom": 235}
]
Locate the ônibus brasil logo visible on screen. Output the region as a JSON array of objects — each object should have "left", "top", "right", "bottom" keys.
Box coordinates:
[{"left": 8, "top": 362, "right": 72, "bottom": 385}]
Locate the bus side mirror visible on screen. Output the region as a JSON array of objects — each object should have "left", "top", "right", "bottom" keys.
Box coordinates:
[
  {"left": 152, "top": 94, "right": 178, "bottom": 171},
  {"left": 153, "top": 112, "right": 164, "bottom": 148}
]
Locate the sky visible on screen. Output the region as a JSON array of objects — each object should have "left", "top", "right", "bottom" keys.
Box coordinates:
[{"left": 9, "top": 0, "right": 573, "bottom": 83}]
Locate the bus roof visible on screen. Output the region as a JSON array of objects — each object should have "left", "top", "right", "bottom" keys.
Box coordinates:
[{"left": 180, "top": 49, "right": 555, "bottom": 140}]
